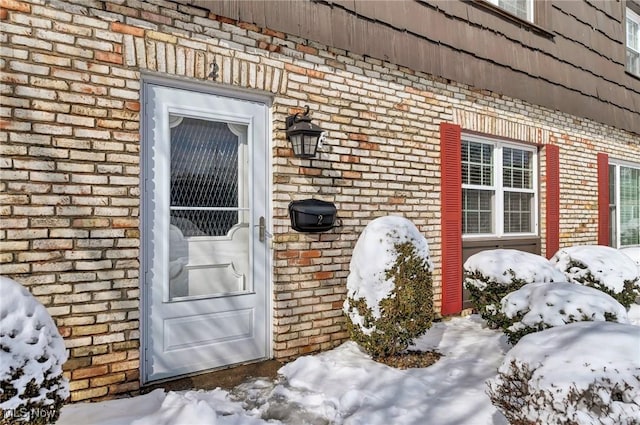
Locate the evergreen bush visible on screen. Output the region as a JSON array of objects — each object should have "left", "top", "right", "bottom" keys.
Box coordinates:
[
  {"left": 487, "top": 322, "right": 640, "bottom": 425},
  {"left": 344, "top": 216, "right": 434, "bottom": 359},
  {"left": 488, "top": 361, "right": 639, "bottom": 425},
  {"left": 463, "top": 249, "right": 565, "bottom": 328},
  {"left": 0, "top": 277, "right": 68, "bottom": 425},
  {"left": 499, "top": 282, "right": 628, "bottom": 344},
  {"left": 551, "top": 245, "right": 640, "bottom": 308}
]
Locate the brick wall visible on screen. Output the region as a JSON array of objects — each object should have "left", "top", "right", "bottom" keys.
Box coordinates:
[{"left": 1, "top": 0, "right": 638, "bottom": 402}]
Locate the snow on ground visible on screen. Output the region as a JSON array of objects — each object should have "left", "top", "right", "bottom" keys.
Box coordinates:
[
  {"left": 57, "top": 305, "right": 640, "bottom": 425},
  {"left": 630, "top": 303, "right": 640, "bottom": 326},
  {"left": 52, "top": 244, "right": 640, "bottom": 425},
  {"left": 279, "top": 316, "right": 509, "bottom": 425},
  {"left": 59, "top": 316, "right": 510, "bottom": 425}
]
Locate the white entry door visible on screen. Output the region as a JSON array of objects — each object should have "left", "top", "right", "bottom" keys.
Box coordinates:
[{"left": 142, "top": 82, "right": 270, "bottom": 383}]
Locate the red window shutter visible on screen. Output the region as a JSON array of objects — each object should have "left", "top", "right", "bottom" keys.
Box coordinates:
[
  {"left": 440, "top": 123, "right": 462, "bottom": 315},
  {"left": 545, "top": 145, "right": 560, "bottom": 259},
  {"left": 597, "top": 153, "right": 609, "bottom": 245}
]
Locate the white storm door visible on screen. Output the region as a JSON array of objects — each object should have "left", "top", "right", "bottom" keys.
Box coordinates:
[{"left": 142, "top": 83, "right": 270, "bottom": 383}]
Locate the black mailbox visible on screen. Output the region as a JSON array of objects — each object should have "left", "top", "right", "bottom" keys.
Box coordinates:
[{"left": 288, "top": 199, "right": 337, "bottom": 233}]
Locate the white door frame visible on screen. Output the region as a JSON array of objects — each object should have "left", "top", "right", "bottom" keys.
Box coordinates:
[{"left": 139, "top": 72, "right": 273, "bottom": 384}]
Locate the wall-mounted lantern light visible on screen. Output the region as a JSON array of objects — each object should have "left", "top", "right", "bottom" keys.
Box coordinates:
[{"left": 286, "top": 105, "right": 324, "bottom": 158}]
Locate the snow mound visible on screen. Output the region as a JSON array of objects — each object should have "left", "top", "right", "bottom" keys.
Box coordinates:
[
  {"left": 489, "top": 321, "right": 640, "bottom": 424},
  {"left": 131, "top": 389, "right": 269, "bottom": 425},
  {"left": 344, "top": 215, "right": 431, "bottom": 329},
  {"left": 551, "top": 245, "right": 640, "bottom": 307},
  {"left": 631, "top": 304, "right": 640, "bottom": 326},
  {"left": 463, "top": 249, "right": 565, "bottom": 326},
  {"left": 280, "top": 317, "right": 509, "bottom": 425},
  {"left": 620, "top": 246, "right": 640, "bottom": 267},
  {"left": 501, "top": 282, "right": 629, "bottom": 343},
  {"left": 343, "top": 215, "right": 434, "bottom": 357},
  {"left": 0, "top": 276, "right": 69, "bottom": 422},
  {"left": 464, "top": 249, "right": 565, "bottom": 290},
  {"left": 551, "top": 245, "right": 638, "bottom": 293}
]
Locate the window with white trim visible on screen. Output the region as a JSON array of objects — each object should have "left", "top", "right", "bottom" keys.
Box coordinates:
[
  {"left": 609, "top": 161, "right": 640, "bottom": 247},
  {"left": 462, "top": 135, "right": 538, "bottom": 237},
  {"left": 486, "top": 0, "right": 534, "bottom": 22},
  {"left": 628, "top": 7, "right": 640, "bottom": 76}
]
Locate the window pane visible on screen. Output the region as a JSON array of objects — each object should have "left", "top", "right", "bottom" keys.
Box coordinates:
[
  {"left": 462, "top": 141, "right": 468, "bottom": 164},
  {"left": 503, "top": 192, "right": 533, "bottom": 233},
  {"left": 503, "top": 147, "right": 533, "bottom": 189},
  {"left": 627, "top": 49, "right": 640, "bottom": 75},
  {"left": 463, "top": 189, "right": 494, "bottom": 234},
  {"left": 469, "top": 164, "right": 482, "bottom": 184},
  {"left": 482, "top": 144, "right": 492, "bottom": 164},
  {"left": 170, "top": 117, "right": 240, "bottom": 237},
  {"left": 628, "top": 9, "right": 640, "bottom": 75},
  {"left": 462, "top": 140, "right": 493, "bottom": 186},
  {"left": 497, "top": 0, "right": 531, "bottom": 20},
  {"left": 482, "top": 165, "right": 493, "bottom": 186},
  {"left": 628, "top": 16, "right": 639, "bottom": 50},
  {"left": 609, "top": 165, "right": 617, "bottom": 205},
  {"left": 620, "top": 166, "right": 640, "bottom": 246},
  {"left": 467, "top": 142, "right": 479, "bottom": 162}
]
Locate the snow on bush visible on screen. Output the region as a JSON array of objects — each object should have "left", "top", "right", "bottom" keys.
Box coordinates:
[
  {"left": 551, "top": 245, "right": 640, "bottom": 308},
  {"left": 0, "top": 276, "right": 69, "bottom": 425},
  {"left": 620, "top": 246, "right": 640, "bottom": 267},
  {"left": 488, "top": 321, "right": 640, "bottom": 425},
  {"left": 499, "top": 282, "right": 629, "bottom": 344},
  {"left": 343, "top": 216, "right": 434, "bottom": 358},
  {"left": 463, "top": 249, "right": 565, "bottom": 328}
]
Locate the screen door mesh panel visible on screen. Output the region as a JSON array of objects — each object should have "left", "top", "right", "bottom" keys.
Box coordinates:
[{"left": 170, "top": 117, "right": 240, "bottom": 237}]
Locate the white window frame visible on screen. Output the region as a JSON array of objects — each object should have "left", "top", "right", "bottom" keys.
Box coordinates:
[
  {"left": 609, "top": 159, "right": 640, "bottom": 248},
  {"left": 486, "top": 0, "right": 534, "bottom": 22},
  {"left": 462, "top": 134, "right": 539, "bottom": 239},
  {"left": 627, "top": 7, "right": 640, "bottom": 76}
]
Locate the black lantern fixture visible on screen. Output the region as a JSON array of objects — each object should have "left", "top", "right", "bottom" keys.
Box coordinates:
[{"left": 286, "top": 105, "right": 324, "bottom": 158}]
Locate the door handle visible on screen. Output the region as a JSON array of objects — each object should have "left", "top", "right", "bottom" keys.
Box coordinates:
[{"left": 259, "top": 216, "right": 266, "bottom": 242}]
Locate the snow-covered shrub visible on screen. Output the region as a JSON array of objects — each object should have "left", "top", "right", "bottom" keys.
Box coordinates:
[
  {"left": 463, "top": 249, "right": 565, "bottom": 328},
  {"left": 0, "top": 277, "right": 69, "bottom": 425},
  {"left": 620, "top": 246, "right": 640, "bottom": 268},
  {"left": 499, "top": 282, "right": 629, "bottom": 344},
  {"left": 343, "top": 216, "right": 434, "bottom": 358},
  {"left": 487, "top": 321, "right": 640, "bottom": 425},
  {"left": 551, "top": 245, "right": 640, "bottom": 308}
]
